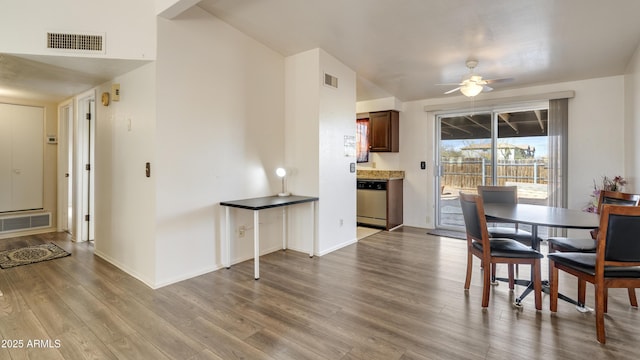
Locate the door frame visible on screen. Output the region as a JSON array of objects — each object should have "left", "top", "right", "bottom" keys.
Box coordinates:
[
  {"left": 434, "top": 101, "right": 549, "bottom": 231},
  {"left": 74, "top": 90, "right": 95, "bottom": 242},
  {"left": 57, "top": 99, "right": 73, "bottom": 233}
]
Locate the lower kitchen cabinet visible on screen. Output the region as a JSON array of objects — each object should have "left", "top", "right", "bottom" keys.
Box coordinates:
[{"left": 386, "top": 179, "right": 403, "bottom": 230}]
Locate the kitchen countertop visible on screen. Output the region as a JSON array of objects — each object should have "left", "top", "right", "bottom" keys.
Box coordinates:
[{"left": 357, "top": 169, "right": 405, "bottom": 180}]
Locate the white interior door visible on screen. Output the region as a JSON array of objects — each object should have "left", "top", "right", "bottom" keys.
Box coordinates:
[
  {"left": 75, "top": 92, "right": 95, "bottom": 241},
  {"left": 58, "top": 102, "right": 73, "bottom": 233}
]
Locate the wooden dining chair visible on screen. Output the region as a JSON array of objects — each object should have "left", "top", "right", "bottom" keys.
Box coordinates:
[
  {"left": 547, "top": 190, "right": 640, "bottom": 307},
  {"left": 549, "top": 204, "right": 640, "bottom": 344},
  {"left": 459, "top": 192, "right": 543, "bottom": 310},
  {"left": 478, "top": 185, "right": 543, "bottom": 285}
]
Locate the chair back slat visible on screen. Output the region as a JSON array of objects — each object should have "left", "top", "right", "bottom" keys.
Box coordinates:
[
  {"left": 459, "top": 193, "right": 484, "bottom": 241},
  {"left": 597, "top": 190, "right": 640, "bottom": 214},
  {"left": 477, "top": 185, "right": 518, "bottom": 204},
  {"left": 599, "top": 205, "right": 640, "bottom": 263}
]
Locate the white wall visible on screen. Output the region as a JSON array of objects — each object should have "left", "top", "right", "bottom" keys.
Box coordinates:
[
  {"left": 94, "top": 63, "right": 157, "bottom": 286},
  {"left": 396, "top": 76, "right": 626, "bottom": 229},
  {"left": 285, "top": 48, "right": 357, "bottom": 255},
  {"left": 154, "top": 7, "right": 286, "bottom": 287},
  {"left": 625, "top": 43, "right": 640, "bottom": 192},
  {"left": 0, "top": 0, "right": 156, "bottom": 60},
  {"left": 318, "top": 49, "right": 357, "bottom": 254}
]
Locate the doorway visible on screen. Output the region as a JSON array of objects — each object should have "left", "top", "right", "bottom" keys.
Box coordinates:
[{"left": 435, "top": 104, "right": 550, "bottom": 232}]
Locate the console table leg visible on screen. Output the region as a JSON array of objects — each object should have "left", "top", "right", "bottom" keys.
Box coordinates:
[
  {"left": 282, "top": 207, "right": 287, "bottom": 250},
  {"left": 254, "top": 210, "right": 260, "bottom": 280},
  {"left": 224, "top": 206, "right": 230, "bottom": 268}
]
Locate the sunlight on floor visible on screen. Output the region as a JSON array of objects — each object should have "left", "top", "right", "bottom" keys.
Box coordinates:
[{"left": 357, "top": 226, "right": 382, "bottom": 240}]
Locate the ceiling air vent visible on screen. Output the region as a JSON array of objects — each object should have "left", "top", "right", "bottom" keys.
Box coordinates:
[
  {"left": 47, "top": 32, "right": 105, "bottom": 53},
  {"left": 324, "top": 73, "right": 338, "bottom": 88}
]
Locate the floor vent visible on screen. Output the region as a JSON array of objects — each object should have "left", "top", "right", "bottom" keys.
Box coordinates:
[
  {"left": 47, "top": 32, "right": 105, "bottom": 53},
  {"left": 0, "top": 213, "right": 51, "bottom": 234}
]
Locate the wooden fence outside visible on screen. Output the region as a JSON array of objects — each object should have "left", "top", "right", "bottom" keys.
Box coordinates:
[{"left": 441, "top": 158, "right": 548, "bottom": 190}]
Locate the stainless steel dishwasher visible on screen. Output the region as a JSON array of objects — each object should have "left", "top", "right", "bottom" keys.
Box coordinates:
[{"left": 356, "top": 180, "right": 387, "bottom": 228}]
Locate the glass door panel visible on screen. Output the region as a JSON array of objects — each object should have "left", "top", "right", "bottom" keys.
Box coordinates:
[
  {"left": 495, "top": 109, "right": 550, "bottom": 237},
  {"left": 436, "top": 107, "right": 550, "bottom": 232},
  {"left": 437, "top": 112, "right": 492, "bottom": 229}
]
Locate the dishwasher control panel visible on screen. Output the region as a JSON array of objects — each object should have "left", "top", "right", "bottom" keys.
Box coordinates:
[{"left": 357, "top": 180, "right": 387, "bottom": 190}]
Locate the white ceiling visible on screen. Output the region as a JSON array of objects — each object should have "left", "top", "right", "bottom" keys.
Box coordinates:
[
  {"left": 197, "top": 0, "right": 640, "bottom": 101},
  {"left": 0, "top": 53, "right": 149, "bottom": 102},
  {"left": 3, "top": 0, "right": 640, "bottom": 102}
]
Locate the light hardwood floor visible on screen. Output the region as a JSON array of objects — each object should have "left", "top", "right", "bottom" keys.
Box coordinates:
[{"left": 0, "top": 228, "right": 638, "bottom": 359}]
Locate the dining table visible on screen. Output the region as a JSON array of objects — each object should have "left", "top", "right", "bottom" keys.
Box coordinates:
[{"left": 483, "top": 203, "right": 600, "bottom": 308}]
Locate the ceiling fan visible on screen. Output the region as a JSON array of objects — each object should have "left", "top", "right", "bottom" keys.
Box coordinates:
[{"left": 441, "top": 59, "right": 513, "bottom": 97}]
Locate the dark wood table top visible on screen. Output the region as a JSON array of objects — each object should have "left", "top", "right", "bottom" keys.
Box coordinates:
[
  {"left": 483, "top": 203, "right": 599, "bottom": 229},
  {"left": 220, "top": 195, "right": 318, "bottom": 211}
]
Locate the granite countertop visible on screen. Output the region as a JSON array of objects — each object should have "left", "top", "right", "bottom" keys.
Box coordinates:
[{"left": 357, "top": 169, "right": 405, "bottom": 180}]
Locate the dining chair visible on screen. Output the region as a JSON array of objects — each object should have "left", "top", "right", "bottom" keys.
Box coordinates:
[
  {"left": 547, "top": 190, "right": 640, "bottom": 307},
  {"left": 477, "top": 185, "right": 542, "bottom": 245},
  {"left": 549, "top": 204, "right": 640, "bottom": 344},
  {"left": 477, "top": 185, "right": 543, "bottom": 285},
  {"left": 459, "top": 192, "right": 543, "bottom": 310}
]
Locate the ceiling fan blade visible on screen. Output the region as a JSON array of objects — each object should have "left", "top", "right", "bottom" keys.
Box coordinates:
[
  {"left": 484, "top": 77, "right": 514, "bottom": 84},
  {"left": 483, "top": 85, "right": 494, "bottom": 92},
  {"left": 444, "top": 87, "right": 461, "bottom": 94}
]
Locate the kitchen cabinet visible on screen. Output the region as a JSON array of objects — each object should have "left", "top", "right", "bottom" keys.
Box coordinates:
[
  {"left": 386, "top": 178, "right": 403, "bottom": 229},
  {"left": 369, "top": 110, "right": 399, "bottom": 152}
]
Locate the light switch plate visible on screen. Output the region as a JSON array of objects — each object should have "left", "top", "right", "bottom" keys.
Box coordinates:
[{"left": 111, "top": 83, "right": 120, "bottom": 101}]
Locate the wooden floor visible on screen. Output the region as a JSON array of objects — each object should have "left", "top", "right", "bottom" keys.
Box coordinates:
[{"left": 0, "top": 228, "right": 639, "bottom": 359}]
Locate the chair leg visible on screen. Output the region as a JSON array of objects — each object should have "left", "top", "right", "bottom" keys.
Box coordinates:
[
  {"left": 491, "top": 263, "right": 497, "bottom": 284},
  {"left": 595, "top": 284, "right": 607, "bottom": 344},
  {"left": 533, "top": 260, "right": 542, "bottom": 311},
  {"left": 482, "top": 261, "right": 491, "bottom": 308},
  {"left": 578, "top": 279, "right": 587, "bottom": 306},
  {"left": 508, "top": 264, "right": 515, "bottom": 289},
  {"left": 628, "top": 288, "right": 638, "bottom": 307},
  {"left": 550, "top": 261, "right": 559, "bottom": 312},
  {"left": 464, "top": 251, "right": 473, "bottom": 290}
]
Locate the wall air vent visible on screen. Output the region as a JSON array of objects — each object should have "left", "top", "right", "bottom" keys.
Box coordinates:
[
  {"left": 0, "top": 213, "right": 51, "bottom": 234},
  {"left": 324, "top": 73, "right": 338, "bottom": 88},
  {"left": 47, "top": 32, "right": 105, "bottom": 54}
]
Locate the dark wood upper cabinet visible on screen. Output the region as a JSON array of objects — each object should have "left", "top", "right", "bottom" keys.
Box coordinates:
[{"left": 369, "top": 110, "right": 399, "bottom": 152}]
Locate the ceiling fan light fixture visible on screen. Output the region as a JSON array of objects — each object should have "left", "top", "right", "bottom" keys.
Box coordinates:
[{"left": 460, "top": 81, "right": 483, "bottom": 97}]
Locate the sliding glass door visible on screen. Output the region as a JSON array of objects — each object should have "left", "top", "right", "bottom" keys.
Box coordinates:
[{"left": 435, "top": 104, "right": 550, "bottom": 231}]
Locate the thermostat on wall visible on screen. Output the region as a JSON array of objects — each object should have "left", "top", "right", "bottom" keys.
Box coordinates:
[{"left": 46, "top": 135, "right": 57, "bottom": 144}]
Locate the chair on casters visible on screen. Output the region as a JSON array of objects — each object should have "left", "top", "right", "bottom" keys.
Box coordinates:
[
  {"left": 459, "top": 192, "right": 543, "bottom": 310},
  {"left": 549, "top": 204, "right": 640, "bottom": 344},
  {"left": 547, "top": 190, "right": 640, "bottom": 307},
  {"left": 477, "top": 185, "right": 543, "bottom": 286}
]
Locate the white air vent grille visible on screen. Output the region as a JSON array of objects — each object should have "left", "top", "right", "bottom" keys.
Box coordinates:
[
  {"left": 0, "top": 213, "right": 51, "bottom": 234},
  {"left": 324, "top": 73, "right": 338, "bottom": 88},
  {"left": 47, "top": 32, "right": 104, "bottom": 53}
]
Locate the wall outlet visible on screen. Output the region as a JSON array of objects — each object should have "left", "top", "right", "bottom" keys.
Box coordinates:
[
  {"left": 339, "top": 218, "right": 344, "bottom": 227},
  {"left": 238, "top": 226, "right": 246, "bottom": 238}
]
